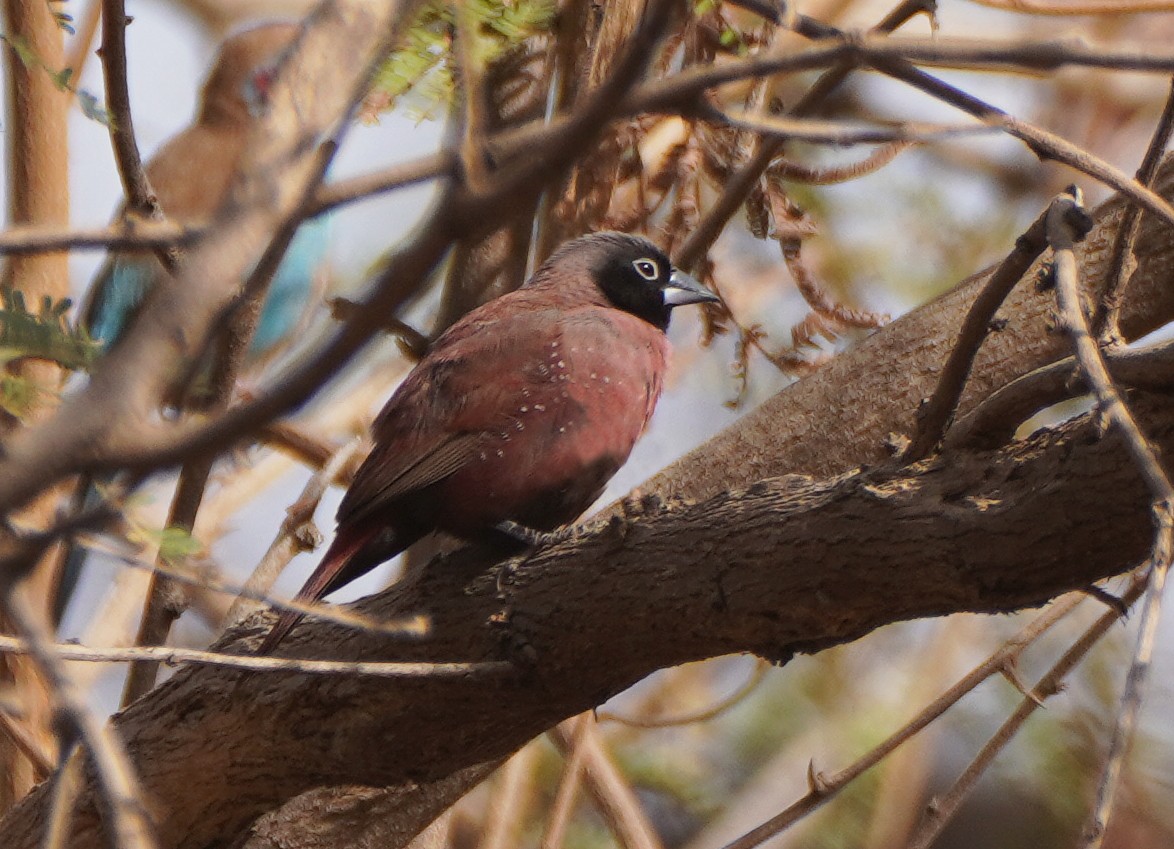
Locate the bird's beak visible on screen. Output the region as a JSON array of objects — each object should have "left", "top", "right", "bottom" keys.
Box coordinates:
[{"left": 663, "top": 270, "right": 720, "bottom": 307}]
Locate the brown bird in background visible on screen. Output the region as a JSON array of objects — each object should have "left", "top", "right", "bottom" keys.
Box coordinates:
[{"left": 259, "top": 232, "right": 718, "bottom": 653}]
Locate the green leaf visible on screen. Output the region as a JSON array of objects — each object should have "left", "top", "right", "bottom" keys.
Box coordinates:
[
  {"left": 368, "top": 0, "right": 556, "bottom": 120},
  {"left": 0, "top": 288, "right": 103, "bottom": 372},
  {"left": 77, "top": 90, "right": 110, "bottom": 125},
  {"left": 156, "top": 526, "right": 202, "bottom": 565},
  {"left": 0, "top": 373, "right": 39, "bottom": 419}
]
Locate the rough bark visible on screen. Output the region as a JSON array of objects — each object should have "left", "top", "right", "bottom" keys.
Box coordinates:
[
  {"left": 640, "top": 166, "right": 1174, "bottom": 497},
  {"left": 3, "top": 380, "right": 1170, "bottom": 849}
]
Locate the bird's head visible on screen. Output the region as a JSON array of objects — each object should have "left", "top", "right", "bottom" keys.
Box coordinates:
[
  {"left": 537, "top": 232, "right": 719, "bottom": 331},
  {"left": 198, "top": 22, "right": 301, "bottom": 126}
]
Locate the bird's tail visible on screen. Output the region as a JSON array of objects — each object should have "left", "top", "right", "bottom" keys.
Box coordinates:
[
  {"left": 53, "top": 472, "right": 112, "bottom": 626},
  {"left": 256, "top": 523, "right": 383, "bottom": 655}
]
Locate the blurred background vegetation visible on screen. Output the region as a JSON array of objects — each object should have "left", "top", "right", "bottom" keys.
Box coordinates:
[{"left": 2, "top": 0, "right": 1174, "bottom": 847}]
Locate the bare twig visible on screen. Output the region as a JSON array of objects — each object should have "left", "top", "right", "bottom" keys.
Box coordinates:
[
  {"left": 540, "top": 715, "right": 591, "bottom": 849},
  {"left": 0, "top": 704, "right": 53, "bottom": 779},
  {"left": 0, "top": 632, "right": 513, "bottom": 678},
  {"left": 598, "top": 660, "right": 769, "bottom": 728},
  {"left": 1, "top": 589, "right": 157, "bottom": 849},
  {"left": 454, "top": 2, "right": 491, "bottom": 193},
  {"left": 710, "top": 107, "right": 1001, "bottom": 146},
  {"left": 224, "top": 437, "right": 364, "bottom": 627},
  {"left": 944, "top": 340, "right": 1174, "bottom": 452},
  {"left": 1081, "top": 527, "right": 1172, "bottom": 849},
  {"left": 0, "top": 152, "right": 453, "bottom": 258},
  {"left": 78, "top": 532, "right": 429, "bottom": 641},
  {"left": 0, "top": 219, "right": 203, "bottom": 255},
  {"left": 1048, "top": 188, "right": 1174, "bottom": 849},
  {"left": 120, "top": 463, "right": 213, "bottom": 705},
  {"left": 719, "top": 593, "right": 1087, "bottom": 849},
  {"left": 548, "top": 720, "right": 664, "bottom": 849},
  {"left": 1049, "top": 187, "right": 1174, "bottom": 510},
  {"left": 479, "top": 747, "right": 537, "bottom": 849},
  {"left": 100, "top": 0, "right": 149, "bottom": 213},
  {"left": 907, "top": 576, "right": 1145, "bottom": 849},
  {"left": 100, "top": 0, "right": 177, "bottom": 272},
  {"left": 42, "top": 749, "right": 85, "bottom": 849},
  {"left": 1093, "top": 76, "right": 1174, "bottom": 344},
  {"left": 306, "top": 151, "right": 456, "bottom": 217},
  {"left": 903, "top": 207, "right": 1051, "bottom": 461}
]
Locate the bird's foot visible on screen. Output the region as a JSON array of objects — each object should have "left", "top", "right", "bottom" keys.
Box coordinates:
[{"left": 495, "top": 520, "right": 577, "bottom": 549}]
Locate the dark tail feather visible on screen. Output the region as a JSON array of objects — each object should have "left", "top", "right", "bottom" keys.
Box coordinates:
[{"left": 256, "top": 524, "right": 386, "bottom": 655}]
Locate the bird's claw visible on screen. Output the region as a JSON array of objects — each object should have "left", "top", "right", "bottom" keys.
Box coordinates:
[{"left": 495, "top": 520, "right": 576, "bottom": 548}]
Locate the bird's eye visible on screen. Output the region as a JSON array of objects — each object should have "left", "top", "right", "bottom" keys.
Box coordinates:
[{"left": 633, "top": 259, "right": 659, "bottom": 280}]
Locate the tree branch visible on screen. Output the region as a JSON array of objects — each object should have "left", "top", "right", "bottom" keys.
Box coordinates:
[{"left": 4, "top": 381, "right": 1173, "bottom": 849}]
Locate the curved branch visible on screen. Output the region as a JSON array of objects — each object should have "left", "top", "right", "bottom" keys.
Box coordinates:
[{"left": 3, "top": 385, "right": 1171, "bottom": 849}]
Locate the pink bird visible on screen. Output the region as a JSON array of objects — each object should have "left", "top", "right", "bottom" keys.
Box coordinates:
[{"left": 260, "top": 232, "right": 717, "bottom": 653}]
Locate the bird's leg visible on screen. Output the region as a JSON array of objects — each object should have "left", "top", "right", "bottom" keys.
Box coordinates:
[{"left": 494, "top": 520, "right": 579, "bottom": 549}]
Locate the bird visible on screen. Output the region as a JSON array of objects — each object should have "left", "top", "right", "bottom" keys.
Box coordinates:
[
  {"left": 258, "top": 231, "right": 718, "bottom": 653},
  {"left": 54, "top": 22, "right": 330, "bottom": 626},
  {"left": 82, "top": 21, "right": 329, "bottom": 361}
]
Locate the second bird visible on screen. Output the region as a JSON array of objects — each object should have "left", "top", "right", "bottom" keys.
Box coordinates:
[
  {"left": 259, "top": 232, "right": 718, "bottom": 653},
  {"left": 83, "top": 21, "right": 328, "bottom": 360},
  {"left": 58, "top": 23, "right": 329, "bottom": 625}
]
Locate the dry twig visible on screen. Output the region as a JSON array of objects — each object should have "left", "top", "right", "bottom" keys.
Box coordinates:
[
  {"left": 907, "top": 576, "right": 1146, "bottom": 849},
  {"left": 1048, "top": 188, "right": 1174, "bottom": 849},
  {"left": 1094, "top": 76, "right": 1174, "bottom": 344},
  {"left": 718, "top": 592, "right": 1087, "bottom": 849},
  {"left": 1, "top": 590, "right": 157, "bottom": 849}
]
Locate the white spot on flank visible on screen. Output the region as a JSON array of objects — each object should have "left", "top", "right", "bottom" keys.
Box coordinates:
[
  {"left": 534, "top": 404, "right": 546, "bottom": 411},
  {"left": 558, "top": 426, "right": 566, "bottom": 433},
  {"left": 479, "top": 451, "right": 487, "bottom": 461},
  {"left": 590, "top": 372, "right": 597, "bottom": 379},
  {"left": 557, "top": 360, "right": 565, "bottom": 368},
  {"left": 520, "top": 406, "right": 528, "bottom": 413},
  {"left": 496, "top": 449, "right": 504, "bottom": 457},
  {"left": 603, "top": 376, "right": 611, "bottom": 383}
]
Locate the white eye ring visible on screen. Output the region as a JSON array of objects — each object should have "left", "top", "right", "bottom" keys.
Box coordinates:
[{"left": 633, "top": 258, "right": 659, "bottom": 280}]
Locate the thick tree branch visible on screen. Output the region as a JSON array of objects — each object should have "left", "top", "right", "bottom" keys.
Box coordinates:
[
  {"left": 4, "top": 381, "right": 1173, "bottom": 848},
  {"left": 638, "top": 157, "right": 1174, "bottom": 502}
]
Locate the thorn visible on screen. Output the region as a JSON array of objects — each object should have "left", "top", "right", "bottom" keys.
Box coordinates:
[
  {"left": 807, "top": 759, "right": 831, "bottom": 795},
  {"left": 1000, "top": 659, "right": 1045, "bottom": 707}
]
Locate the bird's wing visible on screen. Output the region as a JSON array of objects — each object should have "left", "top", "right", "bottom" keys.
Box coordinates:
[
  {"left": 80, "top": 254, "right": 157, "bottom": 346},
  {"left": 358, "top": 431, "right": 483, "bottom": 507},
  {"left": 336, "top": 302, "right": 558, "bottom": 526}
]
